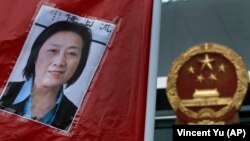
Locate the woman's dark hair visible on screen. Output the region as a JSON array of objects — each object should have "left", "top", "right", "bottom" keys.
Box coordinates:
[{"left": 23, "top": 21, "right": 92, "bottom": 87}]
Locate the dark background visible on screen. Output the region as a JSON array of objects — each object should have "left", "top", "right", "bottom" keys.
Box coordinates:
[{"left": 155, "top": 0, "right": 250, "bottom": 140}]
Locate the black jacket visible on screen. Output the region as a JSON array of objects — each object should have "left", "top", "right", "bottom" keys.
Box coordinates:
[{"left": 0, "top": 81, "right": 77, "bottom": 130}]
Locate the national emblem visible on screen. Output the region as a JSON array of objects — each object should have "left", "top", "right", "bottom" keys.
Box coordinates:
[{"left": 166, "top": 43, "right": 248, "bottom": 124}]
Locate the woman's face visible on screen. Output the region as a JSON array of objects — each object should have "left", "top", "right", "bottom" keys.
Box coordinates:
[{"left": 34, "top": 31, "right": 83, "bottom": 88}]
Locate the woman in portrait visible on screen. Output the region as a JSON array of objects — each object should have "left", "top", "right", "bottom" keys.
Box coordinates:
[{"left": 0, "top": 21, "right": 92, "bottom": 130}]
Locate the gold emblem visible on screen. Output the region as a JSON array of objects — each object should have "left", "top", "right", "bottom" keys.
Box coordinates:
[{"left": 166, "top": 43, "right": 248, "bottom": 124}]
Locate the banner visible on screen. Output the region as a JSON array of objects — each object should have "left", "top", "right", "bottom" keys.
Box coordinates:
[{"left": 0, "top": 0, "right": 153, "bottom": 141}]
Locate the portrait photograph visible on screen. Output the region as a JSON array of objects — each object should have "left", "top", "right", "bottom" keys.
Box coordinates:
[{"left": 0, "top": 5, "right": 116, "bottom": 131}]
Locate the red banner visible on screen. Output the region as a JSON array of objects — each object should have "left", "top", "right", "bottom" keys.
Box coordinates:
[{"left": 0, "top": 0, "right": 153, "bottom": 140}]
